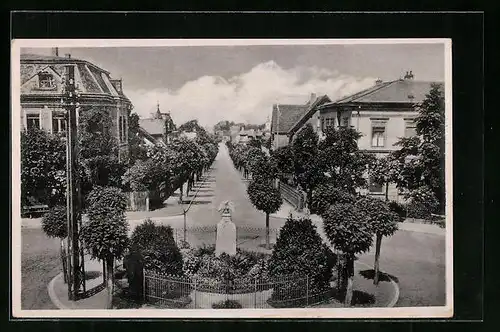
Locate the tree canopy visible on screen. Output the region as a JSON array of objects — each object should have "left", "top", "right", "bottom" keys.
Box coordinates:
[
  {"left": 390, "top": 83, "right": 445, "bottom": 213},
  {"left": 21, "top": 129, "right": 66, "bottom": 207}
]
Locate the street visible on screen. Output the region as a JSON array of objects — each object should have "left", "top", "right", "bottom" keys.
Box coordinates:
[{"left": 20, "top": 143, "right": 445, "bottom": 309}]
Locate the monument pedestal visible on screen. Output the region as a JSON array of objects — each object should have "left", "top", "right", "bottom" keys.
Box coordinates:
[{"left": 215, "top": 213, "right": 236, "bottom": 257}]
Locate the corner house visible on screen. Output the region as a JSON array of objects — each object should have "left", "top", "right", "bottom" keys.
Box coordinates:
[
  {"left": 317, "top": 71, "right": 444, "bottom": 201},
  {"left": 20, "top": 51, "right": 134, "bottom": 162}
]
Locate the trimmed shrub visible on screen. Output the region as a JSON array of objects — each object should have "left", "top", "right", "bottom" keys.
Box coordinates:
[
  {"left": 268, "top": 216, "right": 336, "bottom": 304},
  {"left": 212, "top": 299, "right": 242, "bottom": 309},
  {"left": 310, "top": 183, "right": 356, "bottom": 216},
  {"left": 41, "top": 205, "right": 67, "bottom": 239},
  {"left": 123, "top": 250, "right": 144, "bottom": 301},
  {"left": 130, "top": 219, "right": 183, "bottom": 275},
  {"left": 406, "top": 186, "right": 439, "bottom": 219},
  {"left": 388, "top": 201, "right": 407, "bottom": 222}
]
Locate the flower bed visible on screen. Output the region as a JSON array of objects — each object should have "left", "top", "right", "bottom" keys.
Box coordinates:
[{"left": 181, "top": 245, "right": 272, "bottom": 294}]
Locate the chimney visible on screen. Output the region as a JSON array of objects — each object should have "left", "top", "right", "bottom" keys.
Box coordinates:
[
  {"left": 65, "top": 53, "right": 71, "bottom": 59},
  {"left": 51, "top": 47, "right": 59, "bottom": 56},
  {"left": 310, "top": 93, "right": 317, "bottom": 103},
  {"left": 404, "top": 70, "right": 414, "bottom": 80},
  {"left": 375, "top": 79, "right": 383, "bottom": 85}
]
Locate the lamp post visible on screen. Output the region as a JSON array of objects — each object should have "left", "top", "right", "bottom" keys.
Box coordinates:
[
  {"left": 274, "top": 103, "right": 281, "bottom": 150},
  {"left": 61, "top": 64, "right": 84, "bottom": 300}
]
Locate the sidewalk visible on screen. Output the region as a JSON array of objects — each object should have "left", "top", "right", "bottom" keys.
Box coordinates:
[
  {"left": 48, "top": 256, "right": 108, "bottom": 309},
  {"left": 21, "top": 177, "right": 209, "bottom": 229}
]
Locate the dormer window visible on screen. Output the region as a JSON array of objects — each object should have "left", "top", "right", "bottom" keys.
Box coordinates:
[{"left": 38, "top": 72, "right": 55, "bottom": 89}]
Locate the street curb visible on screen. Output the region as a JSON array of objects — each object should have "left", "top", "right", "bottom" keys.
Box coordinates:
[
  {"left": 47, "top": 273, "right": 69, "bottom": 310},
  {"left": 356, "top": 261, "right": 400, "bottom": 308}
]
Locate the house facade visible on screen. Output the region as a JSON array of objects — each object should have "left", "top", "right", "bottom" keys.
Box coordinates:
[
  {"left": 317, "top": 72, "right": 444, "bottom": 200},
  {"left": 270, "top": 93, "right": 331, "bottom": 150},
  {"left": 138, "top": 103, "right": 176, "bottom": 146},
  {"left": 20, "top": 51, "right": 133, "bottom": 162}
]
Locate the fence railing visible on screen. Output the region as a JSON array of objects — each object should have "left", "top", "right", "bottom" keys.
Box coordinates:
[
  {"left": 142, "top": 272, "right": 332, "bottom": 309},
  {"left": 279, "top": 182, "right": 305, "bottom": 212}
]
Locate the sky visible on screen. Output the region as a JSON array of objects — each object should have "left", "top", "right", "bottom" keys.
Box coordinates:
[{"left": 21, "top": 43, "right": 445, "bottom": 128}]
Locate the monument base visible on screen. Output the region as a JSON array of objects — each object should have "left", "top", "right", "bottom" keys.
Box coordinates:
[{"left": 215, "top": 214, "right": 237, "bottom": 257}]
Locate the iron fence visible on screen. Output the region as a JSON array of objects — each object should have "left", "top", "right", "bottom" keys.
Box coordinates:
[{"left": 142, "top": 272, "right": 333, "bottom": 309}]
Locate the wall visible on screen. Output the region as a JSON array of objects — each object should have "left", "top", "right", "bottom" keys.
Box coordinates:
[
  {"left": 356, "top": 109, "right": 417, "bottom": 152},
  {"left": 272, "top": 134, "right": 290, "bottom": 149}
]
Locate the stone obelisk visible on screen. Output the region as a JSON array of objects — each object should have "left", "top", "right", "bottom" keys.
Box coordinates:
[{"left": 215, "top": 201, "right": 236, "bottom": 257}]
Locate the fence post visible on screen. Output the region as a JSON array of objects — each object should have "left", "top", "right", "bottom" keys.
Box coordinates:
[
  {"left": 306, "top": 275, "right": 309, "bottom": 307},
  {"left": 254, "top": 277, "right": 257, "bottom": 308},
  {"left": 193, "top": 277, "right": 197, "bottom": 308}
]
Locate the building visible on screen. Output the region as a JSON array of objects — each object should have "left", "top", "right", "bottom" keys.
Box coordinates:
[
  {"left": 138, "top": 102, "right": 176, "bottom": 146},
  {"left": 270, "top": 93, "right": 331, "bottom": 149},
  {"left": 20, "top": 51, "right": 133, "bottom": 161},
  {"left": 317, "top": 71, "right": 444, "bottom": 199}
]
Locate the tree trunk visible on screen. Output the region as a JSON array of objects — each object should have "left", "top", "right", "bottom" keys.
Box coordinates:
[
  {"left": 385, "top": 181, "right": 389, "bottom": 202},
  {"left": 374, "top": 233, "right": 382, "bottom": 285},
  {"left": 106, "top": 256, "right": 114, "bottom": 309},
  {"left": 60, "top": 239, "right": 68, "bottom": 284},
  {"left": 344, "top": 255, "right": 354, "bottom": 306},
  {"left": 179, "top": 182, "right": 184, "bottom": 203},
  {"left": 102, "top": 259, "right": 106, "bottom": 285},
  {"left": 265, "top": 213, "right": 270, "bottom": 250}
]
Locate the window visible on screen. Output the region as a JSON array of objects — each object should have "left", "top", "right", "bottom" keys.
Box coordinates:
[
  {"left": 369, "top": 180, "right": 383, "bottom": 193},
  {"left": 26, "top": 113, "right": 40, "bottom": 131},
  {"left": 324, "top": 118, "right": 334, "bottom": 129},
  {"left": 38, "top": 72, "right": 55, "bottom": 89},
  {"left": 405, "top": 119, "right": 417, "bottom": 137},
  {"left": 52, "top": 114, "right": 66, "bottom": 133},
  {"left": 119, "top": 116, "right": 127, "bottom": 143},
  {"left": 371, "top": 127, "right": 386, "bottom": 147},
  {"left": 320, "top": 118, "right": 325, "bottom": 131},
  {"left": 342, "top": 117, "right": 350, "bottom": 127}
]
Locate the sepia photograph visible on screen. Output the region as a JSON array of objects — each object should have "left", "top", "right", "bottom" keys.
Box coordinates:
[{"left": 11, "top": 39, "right": 453, "bottom": 318}]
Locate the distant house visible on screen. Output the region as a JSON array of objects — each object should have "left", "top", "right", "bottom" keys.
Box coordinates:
[
  {"left": 270, "top": 93, "right": 331, "bottom": 149},
  {"left": 20, "top": 51, "right": 133, "bottom": 162},
  {"left": 138, "top": 102, "right": 176, "bottom": 146},
  {"left": 317, "top": 71, "right": 444, "bottom": 200}
]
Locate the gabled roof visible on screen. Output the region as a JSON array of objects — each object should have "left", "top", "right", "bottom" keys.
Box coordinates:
[
  {"left": 271, "top": 104, "right": 308, "bottom": 134},
  {"left": 288, "top": 94, "right": 331, "bottom": 134},
  {"left": 20, "top": 53, "right": 131, "bottom": 104},
  {"left": 139, "top": 119, "right": 165, "bottom": 136},
  {"left": 319, "top": 79, "right": 444, "bottom": 108}
]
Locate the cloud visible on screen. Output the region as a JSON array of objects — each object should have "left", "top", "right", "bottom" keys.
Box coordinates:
[{"left": 124, "top": 60, "right": 376, "bottom": 128}]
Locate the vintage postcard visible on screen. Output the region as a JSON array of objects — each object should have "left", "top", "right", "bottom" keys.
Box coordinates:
[{"left": 11, "top": 38, "right": 453, "bottom": 318}]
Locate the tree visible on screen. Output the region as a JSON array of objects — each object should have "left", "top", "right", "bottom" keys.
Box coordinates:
[
  {"left": 78, "top": 107, "right": 128, "bottom": 199},
  {"left": 245, "top": 147, "right": 266, "bottom": 175},
  {"left": 41, "top": 206, "right": 68, "bottom": 283},
  {"left": 80, "top": 186, "right": 129, "bottom": 309},
  {"left": 322, "top": 203, "right": 373, "bottom": 306},
  {"left": 271, "top": 145, "right": 294, "bottom": 180},
  {"left": 310, "top": 184, "right": 356, "bottom": 216},
  {"left": 391, "top": 83, "right": 445, "bottom": 213},
  {"left": 291, "top": 124, "right": 325, "bottom": 205},
  {"left": 21, "top": 129, "right": 66, "bottom": 207},
  {"left": 128, "top": 112, "right": 148, "bottom": 165},
  {"left": 318, "top": 126, "right": 374, "bottom": 194},
  {"left": 130, "top": 219, "right": 183, "bottom": 275},
  {"left": 355, "top": 197, "right": 398, "bottom": 285},
  {"left": 179, "top": 119, "right": 206, "bottom": 134},
  {"left": 247, "top": 179, "right": 282, "bottom": 249},
  {"left": 368, "top": 155, "right": 399, "bottom": 201},
  {"left": 268, "top": 216, "right": 336, "bottom": 304}
]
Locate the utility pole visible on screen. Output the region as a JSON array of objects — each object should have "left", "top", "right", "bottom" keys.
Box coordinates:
[{"left": 63, "top": 64, "right": 84, "bottom": 300}]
